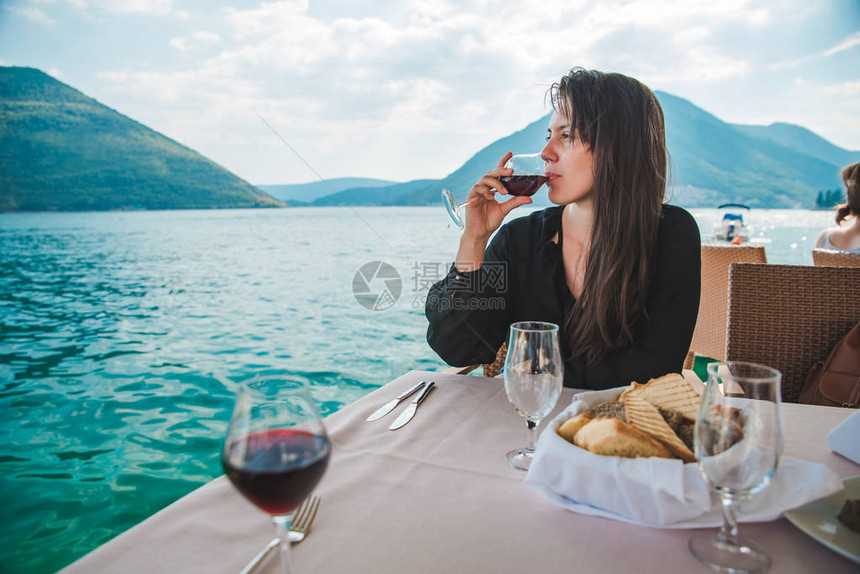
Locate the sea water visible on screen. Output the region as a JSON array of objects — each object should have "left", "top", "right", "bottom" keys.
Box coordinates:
[{"left": 0, "top": 206, "right": 839, "bottom": 573}]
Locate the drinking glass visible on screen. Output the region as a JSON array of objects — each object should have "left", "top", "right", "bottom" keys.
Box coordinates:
[
  {"left": 222, "top": 377, "right": 331, "bottom": 574},
  {"left": 503, "top": 321, "right": 564, "bottom": 470},
  {"left": 442, "top": 153, "right": 547, "bottom": 229},
  {"left": 689, "top": 361, "right": 783, "bottom": 574}
]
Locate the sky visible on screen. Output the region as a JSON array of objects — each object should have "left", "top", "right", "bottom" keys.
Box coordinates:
[{"left": 1, "top": 0, "right": 859, "bottom": 186}]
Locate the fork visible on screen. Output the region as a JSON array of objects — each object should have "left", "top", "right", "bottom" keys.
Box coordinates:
[
  {"left": 239, "top": 496, "right": 321, "bottom": 574},
  {"left": 288, "top": 495, "right": 320, "bottom": 543}
]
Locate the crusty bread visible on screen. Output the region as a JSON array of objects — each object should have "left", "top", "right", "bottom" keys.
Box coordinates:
[
  {"left": 573, "top": 417, "right": 673, "bottom": 459},
  {"left": 619, "top": 373, "right": 700, "bottom": 420},
  {"left": 556, "top": 374, "right": 705, "bottom": 462},
  {"left": 557, "top": 401, "right": 625, "bottom": 443},
  {"left": 659, "top": 407, "right": 695, "bottom": 451},
  {"left": 589, "top": 401, "right": 627, "bottom": 421},
  {"left": 557, "top": 412, "right": 594, "bottom": 443},
  {"left": 624, "top": 396, "right": 696, "bottom": 463}
]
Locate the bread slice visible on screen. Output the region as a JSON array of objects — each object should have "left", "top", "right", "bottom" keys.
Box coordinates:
[
  {"left": 589, "top": 401, "right": 627, "bottom": 421},
  {"left": 573, "top": 417, "right": 673, "bottom": 459},
  {"left": 624, "top": 395, "right": 696, "bottom": 463},
  {"left": 557, "top": 412, "right": 594, "bottom": 443},
  {"left": 620, "top": 373, "right": 701, "bottom": 420},
  {"left": 557, "top": 402, "right": 626, "bottom": 444},
  {"left": 659, "top": 407, "right": 695, "bottom": 451}
]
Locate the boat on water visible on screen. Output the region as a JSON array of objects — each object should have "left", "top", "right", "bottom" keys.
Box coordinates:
[{"left": 713, "top": 203, "right": 752, "bottom": 243}]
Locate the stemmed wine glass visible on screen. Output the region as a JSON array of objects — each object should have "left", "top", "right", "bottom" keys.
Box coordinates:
[
  {"left": 442, "top": 153, "right": 547, "bottom": 229},
  {"left": 222, "top": 377, "right": 331, "bottom": 574},
  {"left": 689, "top": 361, "right": 783, "bottom": 574},
  {"left": 503, "top": 321, "right": 564, "bottom": 470}
]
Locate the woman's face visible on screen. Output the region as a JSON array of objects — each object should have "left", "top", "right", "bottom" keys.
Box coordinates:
[{"left": 541, "top": 112, "right": 595, "bottom": 207}]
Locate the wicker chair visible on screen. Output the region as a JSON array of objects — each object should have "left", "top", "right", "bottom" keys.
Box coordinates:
[
  {"left": 725, "top": 263, "right": 860, "bottom": 403},
  {"left": 812, "top": 248, "right": 860, "bottom": 267},
  {"left": 443, "top": 343, "right": 508, "bottom": 377},
  {"left": 482, "top": 343, "right": 507, "bottom": 377},
  {"left": 689, "top": 244, "right": 768, "bottom": 361}
]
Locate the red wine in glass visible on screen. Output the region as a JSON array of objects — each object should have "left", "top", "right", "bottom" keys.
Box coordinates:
[
  {"left": 499, "top": 175, "right": 548, "bottom": 197},
  {"left": 222, "top": 378, "right": 330, "bottom": 574},
  {"left": 442, "top": 153, "right": 545, "bottom": 228},
  {"left": 222, "top": 429, "right": 330, "bottom": 516}
]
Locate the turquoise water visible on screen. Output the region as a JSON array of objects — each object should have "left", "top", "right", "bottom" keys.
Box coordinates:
[{"left": 0, "top": 206, "right": 838, "bottom": 573}]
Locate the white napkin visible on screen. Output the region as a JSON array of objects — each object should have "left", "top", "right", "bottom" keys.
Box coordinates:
[
  {"left": 828, "top": 410, "right": 860, "bottom": 465},
  {"left": 525, "top": 387, "right": 844, "bottom": 528}
]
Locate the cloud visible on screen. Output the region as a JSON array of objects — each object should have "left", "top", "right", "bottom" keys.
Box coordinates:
[
  {"left": 8, "top": 5, "right": 56, "bottom": 25},
  {"left": 55, "top": 0, "right": 176, "bottom": 16},
  {"left": 772, "top": 30, "right": 860, "bottom": 70},
  {"left": 170, "top": 31, "right": 221, "bottom": 52},
  {"left": 169, "top": 37, "right": 187, "bottom": 51},
  {"left": 86, "top": 0, "right": 859, "bottom": 181},
  {"left": 821, "top": 79, "right": 860, "bottom": 97},
  {"left": 824, "top": 31, "right": 860, "bottom": 57}
]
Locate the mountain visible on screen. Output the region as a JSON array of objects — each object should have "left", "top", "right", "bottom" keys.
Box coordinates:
[
  {"left": 388, "top": 114, "right": 551, "bottom": 206},
  {"left": 311, "top": 92, "right": 858, "bottom": 208},
  {"left": 731, "top": 122, "right": 859, "bottom": 169},
  {"left": 657, "top": 91, "right": 855, "bottom": 207},
  {"left": 258, "top": 177, "right": 397, "bottom": 203},
  {"left": 3, "top": 65, "right": 856, "bottom": 211},
  {"left": 311, "top": 179, "right": 437, "bottom": 206},
  {"left": 0, "top": 66, "right": 283, "bottom": 212},
  {"left": 309, "top": 114, "right": 551, "bottom": 208}
]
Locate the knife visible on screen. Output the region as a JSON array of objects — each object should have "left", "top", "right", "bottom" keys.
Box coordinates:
[
  {"left": 366, "top": 381, "right": 427, "bottom": 422},
  {"left": 389, "top": 381, "right": 435, "bottom": 430}
]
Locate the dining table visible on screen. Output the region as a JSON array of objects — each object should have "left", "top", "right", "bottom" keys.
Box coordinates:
[{"left": 61, "top": 370, "right": 860, "bottom": 573}]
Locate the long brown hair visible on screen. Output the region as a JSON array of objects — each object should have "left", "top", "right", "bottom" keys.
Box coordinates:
[
  {"left": 836, "top": 162, "right": 859, "bottom": 224},
  {"left": 550, "top": 68, "right": 667, "bottom": 365}
]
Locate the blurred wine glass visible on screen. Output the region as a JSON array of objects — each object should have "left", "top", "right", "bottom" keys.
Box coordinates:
[
  {"left": 442, "top": 153, "right": 546, "bottom": 229},
  {"left": 503, "top": 321, "right": 563, "bottom": 470},
  {"left": 222, "top": 377, "right": 330, "bottom": 574},
  {"left": 689, "top": 361, "right": 783, "bottom": 574}
]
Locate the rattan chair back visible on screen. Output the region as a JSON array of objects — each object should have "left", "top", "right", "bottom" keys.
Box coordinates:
[
  {"left": 726, "top": 263, "right": 860, "bottom": 403},
  {"left": 483, "top": 343, "right": 507, "bottom": 378},
  {"left": 812, "top": 248, "right": 860, "bottom": 267},
  {"left": 690, "top": 244, "right": 767, "bottom": 361}
]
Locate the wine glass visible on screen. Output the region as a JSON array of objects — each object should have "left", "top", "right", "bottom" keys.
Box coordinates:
[
  {"left": 689, "top": 361, "right": 783, "bottom": 574},
  {"left": 222, "top": 377, "right": 331, "bottom": 574},
  {"left": 442, "top": 153, "right": 547, "bottom": 229},
  {"left": 503, "top": 321, "right": 564, "bottom": 470}
]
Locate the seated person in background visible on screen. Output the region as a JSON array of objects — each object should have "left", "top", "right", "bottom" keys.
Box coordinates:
[
  {"left": 816, "top": 162, "right": 860, "bottom": 253},
  {"left": 425, "top": 67, "right": 701, "bottom": 390}
]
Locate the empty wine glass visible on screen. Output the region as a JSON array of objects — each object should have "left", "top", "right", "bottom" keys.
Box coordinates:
[
  {"left": 222, "top": 377, "right": 331, "bottom": 574},
  {"left": 442, "top": 153, "right": 547, "bottom": 229},
  {"left": 689, "top": 361, "right": 783, "bottom": 574},
  {"left": 503, "top": 321, "right": 563, "bottom": 470}
]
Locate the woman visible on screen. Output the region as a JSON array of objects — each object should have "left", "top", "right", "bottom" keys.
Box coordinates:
[
  {"left": 425, "top": 67, "right": 701, "bottom": 390},
  {"left": 815, "top": 162, "right": 860, "bottom": 253}
]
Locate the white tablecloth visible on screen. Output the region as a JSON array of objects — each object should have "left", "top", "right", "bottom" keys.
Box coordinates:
[{"left": 61, "top": 370, "right": 860, "bottom": 573}]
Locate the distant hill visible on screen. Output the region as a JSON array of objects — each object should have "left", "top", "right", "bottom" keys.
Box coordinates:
[
  {"left": 309, "top": 92, "right": 858, "bottom": 208},
  {"left": 0, "top": 66, "right": 283, "bottom": 212},
  {"left": 731, "top": 122, "right": 859, "bottom": 169},
  {"left": 390, "top": 114, "right": 551, "bottom": 206},
  {"left": 311, "top": 114, "right": 550, "bottom": 208},
  {"left": 4, "top": 65, "right": 857, "bottom": 211},
  {"left": 311, "top": 179, "right": 437, "bottom": 206},
  {"left": 657, "top": 91, "right": 855, "bottom": 207},
  {"left": 258, "top": 177, "right": 397, "bottom": 203}
]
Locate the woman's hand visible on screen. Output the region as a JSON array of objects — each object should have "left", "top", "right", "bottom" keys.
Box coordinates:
[
  {"left": 454, "top": 152, "right": 534, "bottom": 273},
  {"left": 462, "top": 152, "right": 534, "bottom": 242}
]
